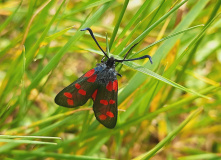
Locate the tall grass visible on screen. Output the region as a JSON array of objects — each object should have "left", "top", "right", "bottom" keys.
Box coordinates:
[{"left": 0, "top": 0, "right": 220, "bottom": 159}]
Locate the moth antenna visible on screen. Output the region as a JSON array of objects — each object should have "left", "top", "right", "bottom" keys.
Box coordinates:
[
  {"left": 115, "top": 55, "right": 153, "bottom": 64},
  {"left": 116, "top": 42, "right": 152, "bottom": 64},
  {"left": 81, "top": 28, "right": 109, "bottom": 59},
  {"left": 122, "top": 43, "right": 139, "bottom": 61}
]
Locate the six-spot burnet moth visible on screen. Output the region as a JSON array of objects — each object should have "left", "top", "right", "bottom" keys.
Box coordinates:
[{"left": 55, "top": 28, "right": 152, "bottom": 129}]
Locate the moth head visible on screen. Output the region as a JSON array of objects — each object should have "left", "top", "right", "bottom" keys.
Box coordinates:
[{"left": 106, "top": 56, "right": 115, "bottom": 68}]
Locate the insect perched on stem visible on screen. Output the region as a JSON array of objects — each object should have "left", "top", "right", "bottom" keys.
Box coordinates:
[{"left": 55, "top": 28, "right": 152, "bottom": 129}]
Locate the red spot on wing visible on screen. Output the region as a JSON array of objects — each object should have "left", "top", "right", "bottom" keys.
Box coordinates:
[
  {"left": 106, "top": 111, "right": 114, "bottom": 118},
  {"left": 99, "top": 114, "right": 107, "bottom": 120},
  {"left": 84, "top": 69, "right": 95, "bottom": 77},
  {"left": 64, "top": 92, "right": 72, "bottom": 98},
  {"left": 87, "top": 74, "right": 97, "bottom": 83},
  {"left": 67, "top": 99, "right": 74, "bottom": 105},
  {"left": 113, "top": 80, "right": 118, "bottom": 92},
  {"left": 75, "top": 83, "right": 81, "bottom": 89},
  {"left": 92, "top": 89, "right": 98, "bottom": 101},
  {"left": 100, "top": 100, "right": 108, "bottom": 105},
  {"left": 109, "top": 100, "right": 115, "bottom": 104},
  {"left": 78, "top": 89, "right": 86, "bottom": 95},
  {"left": 106, "top": 81, "right": 113, "bottom": 91}
]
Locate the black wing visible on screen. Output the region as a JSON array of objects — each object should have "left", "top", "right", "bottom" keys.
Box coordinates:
[
  {"left": 54, "top": 68, "right": 98, "bottom": 108},
  {"left": 92, "top": 80, "right": 118, "bottom": 129}
]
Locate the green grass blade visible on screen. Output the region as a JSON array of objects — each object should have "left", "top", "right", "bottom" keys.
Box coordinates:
[
  {"left": 11, "top": 150, "right": 113, "bottom": 160},
  {"left": 62, "top": 0, "right": 112, "bottom": 18},
  {"left": 44, "top": 26, "right": 75, "bottom": 42},
  {"left": 178, "top": 154, "right": 221, "bottom": 160},
  {"left": 132, "top": 24, "right": 204, "bottom": 57},
  {"left": 0, "top": 135, "right": 61, "bottom": 140},
  {"left": 109, "top": 0, "right": 129, "bottom": 50},
  {"left": 113, "top": 21, "right": 141, "bottom": 55},
  {"left": 134, "top": 108, "right": 203, "bottom": 160},
  {"left": 113, "top": 0, "right": 152, "bottom": 44},
  {"left": 0, "top": 139, "right": 57, "bottom": 145},
  {"left": 165, "top": 14, "right": 220, "bottom": 78},
  {"left": 0, "top": 1, "right": 22, "bottom": 33}
]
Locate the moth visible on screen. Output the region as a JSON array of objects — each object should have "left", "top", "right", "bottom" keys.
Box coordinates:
[{"left": 55, "top": 28, "right": 152, "bottom": 128}]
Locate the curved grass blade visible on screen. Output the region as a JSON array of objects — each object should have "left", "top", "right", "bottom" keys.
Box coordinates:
[
  {"left": 44, "top": 26, "right": 75, "bottom": 42},
  {"left": 131, "top": 24, "right": 204, "bottom": 58},
  {"left": 133, "top": 108, "right": 203, "bottom": 160}
]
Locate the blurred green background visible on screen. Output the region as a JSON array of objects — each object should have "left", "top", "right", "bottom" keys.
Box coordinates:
[{"left": 0, "top": 0, "right": 221, "bottom": 159}]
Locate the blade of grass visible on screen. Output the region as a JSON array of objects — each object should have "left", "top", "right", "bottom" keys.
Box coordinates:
[
  {"left": 11, "top": 150, "right": 113, "bottom": 160},
  {"left": 44, "top": 26, "right": 75, "bottom": 42},
  {"left": 85, "top": 136, "right": 110, "bottom": 155},
  {"left": 143, "top": 0, "right": 165, "bottom": 30},
  {"left": 109, "top": 0, "right": 129, "bottom": 50},
  {"left": 178, "top": 153, "right": 221, "bottom": 160},
  {"left": 5, "top": 108, "right": 92, "bottom": 135},
  {"left": 112, "top": 0, "right": 152, "bottom": 46},
  {"left": 134, "top": 108, "right": 203, "bottom": 160},
  {"left": 113, "top": 21, "right": 141, "bottom": 56},
  {"left": 0, "top": 135, "right": 61, "bottom": 140},
  {"left": 62, "top": 0, "right": 112, "bottom": 18},
  {"left": 0, "top": 1, "right": 22, "bottom": 33},
  {"left": 132, "top": 24, "right": 204, "bottom": 58},
  {"left": 18, "top": 45, "right": 27, "bottom": 120},
  {"left": 0, "top": 139, "right": 57, "bottom": 145},
  {"left": 21, "top": 0, "right": 52, "bottom": 46},
  {"left": 164, "top": 13, "right": 221, "bottom": 78},
  {"left": 177, "top": 65, "right": 220, "bottom": 86}
]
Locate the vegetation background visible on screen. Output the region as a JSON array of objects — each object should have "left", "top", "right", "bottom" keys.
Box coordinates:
[{"left": 0, "top": 0, "right": 221, "bottom": 159}]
